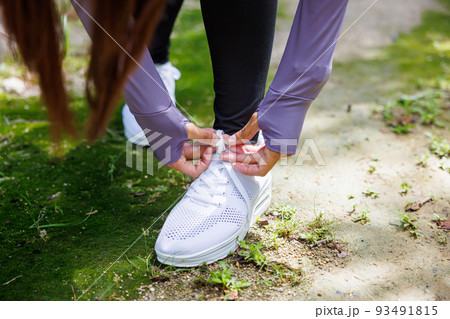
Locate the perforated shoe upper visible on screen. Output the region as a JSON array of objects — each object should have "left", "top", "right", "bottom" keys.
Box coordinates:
[{"left": 155, "top": 131, "right": 270, "bottom": 258}]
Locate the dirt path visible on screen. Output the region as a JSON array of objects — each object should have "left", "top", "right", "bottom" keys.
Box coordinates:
[
  {"left": 268, "top": 0, "right": 449, "bottom": 300},
  {"left": 272, "top": 0, "right": 446, "bottom": 64}
]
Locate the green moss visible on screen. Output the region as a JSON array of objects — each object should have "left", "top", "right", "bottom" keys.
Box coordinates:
[{"left": 334, "top": 2, "right": 450, "bottom": 95}]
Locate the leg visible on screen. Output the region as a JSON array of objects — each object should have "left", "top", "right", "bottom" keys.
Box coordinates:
[
  {"left": 149, "top": 0, "right": 184, "bottom": 64},
  {"left": 200, "top": 0, "right": 277, "bottom": 138}
]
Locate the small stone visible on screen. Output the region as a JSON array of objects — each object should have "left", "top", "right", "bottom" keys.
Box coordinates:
[{"left": 2, "top": 77, "right": 26, "bottom": 95}]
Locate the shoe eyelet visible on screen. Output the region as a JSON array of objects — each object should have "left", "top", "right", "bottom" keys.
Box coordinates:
[
  {"left": 226, "top": 180, "right": 230, "bottom": 184},
  {"left": 222, "top": 192, "right": 226, "bottom": 196},
  {"left": 217, "top": 203, "right": 222, "bottom": 208}
]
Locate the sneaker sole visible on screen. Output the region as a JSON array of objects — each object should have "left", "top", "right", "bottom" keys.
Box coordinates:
[{"left": 156, "top": 176, "right": 272, "bottom": 267}]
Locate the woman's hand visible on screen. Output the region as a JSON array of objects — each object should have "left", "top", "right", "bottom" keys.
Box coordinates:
[
  {"left": 221, "top": 112, "right": 282, "bottom": 176},
  {"left": 166, "top": 123, "right": 218, "bottom": 178}
]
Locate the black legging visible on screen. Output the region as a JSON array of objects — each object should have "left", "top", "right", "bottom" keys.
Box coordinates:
[
  {"left": 149, "top": 0, "right": 184, "bottom": 64},
  {"left": 150, "top": 0, "right": 277, "bottom": 137}
]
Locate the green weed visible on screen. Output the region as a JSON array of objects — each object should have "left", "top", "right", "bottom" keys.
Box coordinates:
[
  {"left": 426, "top": 132, "right": 450, "bottom": 157},
  {"left": 238, "top": 241, "right": 267, "bottom": 269},
  {"left": 362, "top": 188, "right": 379, "bottom": 199},
  {"left": 416, "top": 153, "right": 430, "bottom": 167},
  {"left": 400, "top": 183, "right": 412, "bottom": 196},
  {"left": 298, "top": 212, "right": 335, "bottom": 244},
  {"left": 375, "top": 90, "right": 448, "bottom": 133},
  {"left": 271, "top": 204, "right": 296, "bottom": 220},
  {"left": 347, "top": 203, "right": 357, "bottom": 215},
  {"left": 391, "top": 124, "right": 415, "bottom": 134},
  {"left": 437, "top": 234, "right": 447, "bottom": 245},
  {"left": 207, "top": 262, "right": 250, "bottom": 293},
  {"left": 107, "top": 151, "right": 124, "bottom": 181},
  {"left": 238, "top": 240, "right": 302, "bottom": 286},
  {"left": 398, "top": 210, "right": 423, "bottom": 238},
  {"left": 368, "top": 163, "right": 376, "bottom": 174},
  {"left": 352, "top": 208, "right": 371, "bottom": 225},
  {"left": 0, "top": 113, "right": 11, "bottom": 136},
  {"left": 438, "top": 158, "right": 450, "bottom": 173}
]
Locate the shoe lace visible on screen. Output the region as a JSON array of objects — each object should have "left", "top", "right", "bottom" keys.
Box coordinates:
[{"left": 186, "top": 131, "right": 229, "bottom": 207}]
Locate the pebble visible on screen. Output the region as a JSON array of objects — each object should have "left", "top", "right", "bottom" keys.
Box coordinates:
[{"left": 2, "top": 77, "right": 26, "bottom": 95}]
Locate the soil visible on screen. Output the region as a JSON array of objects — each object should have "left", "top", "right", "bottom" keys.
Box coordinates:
[{"left": 268, "top": 0, "right": 450, "bottom": 301}]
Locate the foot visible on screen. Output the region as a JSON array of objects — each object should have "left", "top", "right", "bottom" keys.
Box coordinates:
[
  {"left": 155, "top": 131, "right": 272, "bottom": 267},
  {"left": 122, "top": 62, "right": 181, "bottom": 145}
]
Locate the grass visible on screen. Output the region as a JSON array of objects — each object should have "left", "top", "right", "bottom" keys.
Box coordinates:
[
  {"left": 398, "top": 211, "right": 423, "bottom": 238},
  {"left": 206, "top": 261, "right": 250, "bottom": 294},
  {"left": 416, "top": 153, "right": 430, "bottom": 167},
  {"left": 362, "top": 188, "right": 380, "bottom": 199},
  {"left": 298, "top": 212, "right": 335, "bottom": 245},
  {"left": 333, "top": 0, "right": 450, "bottom": 93},
  {"left": 352, "top": 208, "right": 371, "bottom": 225},
  {"left": 400, "top": 183, "right": 412, "bottom": 196},
  {"left": 264, "top": 204, "right": 335, "bottom": 246},
  {"left": 237, "top": 241, "right": 268, "bottom": 269},
  {"left": 368, "top": 162, "right": 376, "bottom": 174},
  {"left": 237, "top": 240, "right": 302, "bottom": 286},
  {"left": 0, "top": 6, "right": 210, "bottom": 301},
  {"left": 373, "top": 89, "right": 448, "bottom": 133},
  {"left": 427, "top": 132, "right": 450, "bottom": 157}
]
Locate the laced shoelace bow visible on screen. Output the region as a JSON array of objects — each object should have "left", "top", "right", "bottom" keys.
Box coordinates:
[{"left": 186, "top": 131, "right": 229, "bottom": 207}]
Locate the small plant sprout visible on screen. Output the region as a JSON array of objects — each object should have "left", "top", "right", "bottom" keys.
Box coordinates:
[
  {"left": 298, "top": 212, "right": 335, "bottom": 244},
  {"left": 352, "top": 208, "right": 371, "bottom": 225},
  {"left": 371, "top": 155, "right": 379, "bottom": 162},
  {"left": 238, "top": 241, "right": 267, "bottom": 269},
  {"left": 437, "top": 233, "right": 447, "bottom": 245},
  {"left": 438, "top": 158, "right": 450, "bottom": 173},
  {"left": 398, "top": 210, "right": 423, "bottom": 238},
  {"left": 426, "top": 132, "right": 450, "bottom": 157},
  {"left": 405, "top": 202, "right": 414, "bottom": 210},
  {"left": 362, "top": 188, "right": 379, "bottom": 199},
  {"left": 347, "top": 203, "right": 357, "bottom": 214},
  {"left": 433, "top": 213, "right": 444, "bottom": 222},
  {"left": 348, "top": 194, "right": 354, "bottom": 200},
  {"left": 391, "top": 124, "right": 415, "bottom": 134},
  {"left": 237, "top": 241, "right": 301, "bottom": 285},
  {"left": 416, "top": 153, "right": 430, "bottom": 167},
  {"left": 271, "top": 204, "right": 296, "bottom": 220},
  {"left": 400, "top": 183, "right": 412, "bottom": 196},
  {"left": 269, "top": 233, "right": 283, "bottom": 250},
  {"left": 207, "top": 261, "right": 250, "bottom": 293},
  {"left": 368, "top": 163, "right": 376, "bottom": 174},
  {"left": 377, "top": 92, "right": 445, "bottom": 133}
]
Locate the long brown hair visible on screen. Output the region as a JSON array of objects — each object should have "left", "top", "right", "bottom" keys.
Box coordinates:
[{"left": 0, "top": 0, "right": 166, "bottom": 144}]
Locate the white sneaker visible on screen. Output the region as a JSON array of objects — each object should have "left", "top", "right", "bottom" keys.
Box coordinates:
[
  {"left": 122, "top": 62, "right": 181, "bottom": 145},
  {"left": 154, "top": 61, "right": 181, "bottom": 103},
  {"left": 155, "top": 131, "right": 272, "bottom": 267}
]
